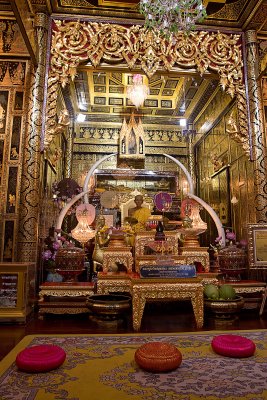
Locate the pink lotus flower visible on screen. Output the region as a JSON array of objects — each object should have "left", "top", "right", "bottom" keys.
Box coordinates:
[{"left": 226, "top": 231, "right": 236, "bottom": 241}]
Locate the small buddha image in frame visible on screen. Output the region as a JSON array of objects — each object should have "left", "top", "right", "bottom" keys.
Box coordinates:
[{"left": 248, "top": 224, "right": 267, "bottom": 268}]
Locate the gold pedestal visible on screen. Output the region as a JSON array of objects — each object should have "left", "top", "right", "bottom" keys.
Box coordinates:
[
  {"left": 102, "top": 247, "right": 133, "bottom": 274},
  {"left": 180, "top": 227, "right": 206, "bottom": 248},
  {"left": 179, "top": 246, "right": 210, "bottom": 272},
  {"left": 183, "top": 234, "right": 200, "bottom": 247}
]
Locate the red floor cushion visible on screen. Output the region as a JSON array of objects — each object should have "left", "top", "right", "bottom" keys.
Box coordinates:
[
  {"left": 135, "top": 342, "right": 182, "bottom": 372},
  {"left": 16, "top": 344, "right": 66, "bottom": 372},
  {"left": 211, "top": 334, "right": 256, "bottom": 358}
]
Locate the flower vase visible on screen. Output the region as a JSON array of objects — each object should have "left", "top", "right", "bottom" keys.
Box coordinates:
[{"left": 218, "top": 242, "right": 247, "bottom": 281}]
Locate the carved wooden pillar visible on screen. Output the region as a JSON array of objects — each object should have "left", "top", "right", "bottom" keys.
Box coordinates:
[
  {"left": 65, "top": 123, "right": 74, "bottom": 178},
  {"left": 187, "top": 134, "right": 196, "bottom": 188},
  {"left": 17, "top": 13, "right": 49, "bottom": 261},
  {"left": 245, "top": 30, "right": 267, "bottom": 223},
  {"left": 183, "top": 129, "right": 196, "bottom": 190}
]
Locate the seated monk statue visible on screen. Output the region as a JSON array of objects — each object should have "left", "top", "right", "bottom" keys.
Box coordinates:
[{"left": 128, "top": 195, "right": 151, "bottom": 232}]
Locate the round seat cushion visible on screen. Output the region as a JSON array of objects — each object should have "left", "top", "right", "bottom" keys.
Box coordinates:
[
  {"left": 211, "top": 334, "right": 256, "bottom": 358},
  {"left": 135, "top": 342, "right": 182, "bottom": 372},
  {"left": 16, "top": 344, "right": 66, "bottom": 372}
]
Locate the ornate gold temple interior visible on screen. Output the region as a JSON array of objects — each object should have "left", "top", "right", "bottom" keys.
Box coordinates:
[{"left": 0, "top": 0, "right": 267, "bottom": 315}]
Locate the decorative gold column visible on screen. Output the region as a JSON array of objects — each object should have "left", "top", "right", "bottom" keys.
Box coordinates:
[
  {"left": 245, "top": 30, "right": 267, "bottom": 223},
  {"left": 17, "top": 13, "right": 49, "bottom": 261},
  {"left": 186, "top": 131, "right": 196, "bottom": 188},
  {"left": 65, "top": 124, "right": 74, "bottom": 178}
]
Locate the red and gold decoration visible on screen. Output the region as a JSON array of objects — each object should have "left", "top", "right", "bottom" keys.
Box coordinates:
[{"left": 46, "top": 21, "right": 248, "bottom": 158}]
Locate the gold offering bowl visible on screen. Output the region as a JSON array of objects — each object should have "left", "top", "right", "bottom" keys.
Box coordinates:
[
  {"left": 204, "top": 296, "right": 245, "bottom": 319},
  {"left": 87, "top": 294, "right": 131, "bottom": 320}
]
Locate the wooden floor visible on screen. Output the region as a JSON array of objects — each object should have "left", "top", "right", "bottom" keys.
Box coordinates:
[{"left": 1, "top": 301, "right": 267, "bottom": 361}]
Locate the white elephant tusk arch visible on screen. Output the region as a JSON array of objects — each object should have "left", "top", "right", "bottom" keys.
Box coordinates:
[
  {"left": 83, "top": 153, "right": 117, "bottom": 203},
  {"left": 55, "top": 190, "right": 89, "bottom": 231},
  {"left": 164, "top": 153, "right": 225, "bottom": 245},
  {"left": 55, "top": 153, "right": 117, "bottom": 231},
  {"left": 163, "top": 153, "right": 194, "bottom": 194},
  {"left": 187, "top": 193, "right": 226, "bottom": 247}
]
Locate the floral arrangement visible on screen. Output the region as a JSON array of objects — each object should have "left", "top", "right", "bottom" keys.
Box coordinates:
[
  {"left": 42, "top": 228, "right": 76, "bottom": 271},
  {"left": 211, "top": 229, "right": 248, "bottom": 251}
]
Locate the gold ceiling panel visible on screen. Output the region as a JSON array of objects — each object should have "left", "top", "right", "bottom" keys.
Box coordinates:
[
  {"left": 24, "top": 0, "right": 266, "bottom": 31},
  {"left": 70, "top": 68, "right": 214, "bottom": 129}
]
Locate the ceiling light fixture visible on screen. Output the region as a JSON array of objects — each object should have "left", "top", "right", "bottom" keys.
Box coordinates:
[
  {"left": 140, "top": 0, "right": 207, "bottom": 37},
  {"left": 71, "top": 222, "right": 95, "bottom": 245},
  {"left": 126, "top": 74, "right": 149, "bottom": 109}
]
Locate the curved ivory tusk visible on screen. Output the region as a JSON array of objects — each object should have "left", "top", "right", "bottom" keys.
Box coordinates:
[
  {"left": 83, "top": 153, "right": 117, "bottom": 203},
  {"left": 163, "top": 153, "right": 194, "bottom": 194},
  {"left": 56, "top": 154, "right": 117, "bottom": 232},
  {"left": 55, "top": 190, "right": 88, "bottom": 231},
  {"left": 188, "top": 193, "right": 226, "bottom": 246}
]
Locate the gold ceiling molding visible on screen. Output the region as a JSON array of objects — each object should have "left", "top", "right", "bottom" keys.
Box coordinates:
[{"left": 45, "top": 19, "right": 249, "bottom": 155}]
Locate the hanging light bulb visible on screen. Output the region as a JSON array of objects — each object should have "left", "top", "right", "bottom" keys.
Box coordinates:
[{"left": 127, "top": 74, "right": 150, "bottom": 109}]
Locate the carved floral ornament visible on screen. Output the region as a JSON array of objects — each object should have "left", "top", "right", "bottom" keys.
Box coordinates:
[
  {"left": 50, "top": 20, "right": 243, "bottom": 95},
  {"left": 46, "top": 20, "right": 249, "bottom": 154}
]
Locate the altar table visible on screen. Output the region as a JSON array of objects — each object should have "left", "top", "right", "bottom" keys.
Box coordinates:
[
  {"left": 97, "top": 274, "right": 204, "bottom": 330},
  {"left": 38, "top": 282, "right": 95, "bottom": 317}
]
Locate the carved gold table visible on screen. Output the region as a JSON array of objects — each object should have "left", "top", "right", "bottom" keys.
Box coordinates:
[
  {"left": 179, "top": 247, "right": 210, "bottom": 272},
  {"left": 97, "top": 273, "right": 133, "bottom": 294},
  {"left": 38, "top": 282, "right": 95, "bottom": 317},
  {"left": 135, "top": 231, "right": 179, "bottom": 257},
  {"left": 102, "top": 247, "right": 134, "bottom": 274},
  {"left": 131, "top": 277, "right": 204, "bottom": 331},
  {"left": 97, "top": 274, "right": 204, "bottom": 331},
  {"left": 219, "top": 280, "right": 267, "bottom": 312}
]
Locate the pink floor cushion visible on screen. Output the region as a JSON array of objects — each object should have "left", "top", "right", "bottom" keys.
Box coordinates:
[
  {"left": 135, "top": 341, "right": 182, "bottom": 372},
  {"left": 211, "top": 334, "right": 256, "bottom": 358},
  {"left": 16, "top": 344, "right": 66, "bottom": 372}
]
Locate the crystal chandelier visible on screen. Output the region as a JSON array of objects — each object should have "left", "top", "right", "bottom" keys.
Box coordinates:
[
  {"left": 71, "top": 222, "right": 95, "bottom": 245},
  {"left": 126, "top": 74, "right": 149, "bottom": 109},
  {"left": 139, "top": 0, "right": 207, "bottom": 36}
]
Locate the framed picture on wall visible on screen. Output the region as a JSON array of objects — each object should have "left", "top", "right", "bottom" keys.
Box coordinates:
[{"left": 247, "top": 223, "right": 267, "bottom": 269}]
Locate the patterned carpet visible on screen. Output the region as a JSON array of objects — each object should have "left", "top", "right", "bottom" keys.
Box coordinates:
[{"left": 0, "top": 330, "right": 267, "bottom": 400}]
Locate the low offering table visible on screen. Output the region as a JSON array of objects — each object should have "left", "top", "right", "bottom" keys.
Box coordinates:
[{"left": 97, "top": 273, "right": 204, "bottom": 331}]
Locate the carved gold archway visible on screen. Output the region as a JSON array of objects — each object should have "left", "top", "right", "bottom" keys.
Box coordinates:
[{"left": 44, "top": 20, "right": 250, "bottom": 155}]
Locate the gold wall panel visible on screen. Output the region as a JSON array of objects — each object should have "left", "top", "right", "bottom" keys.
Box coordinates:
[
  {"left": 0, "top": 60, "right": 28, "bottom": 262},
  {"left": 196, "top": 102, "right": 257, "bottom": 244}
]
